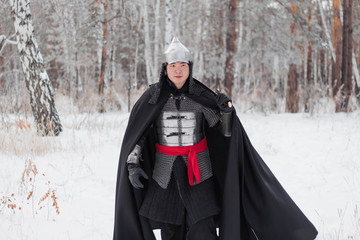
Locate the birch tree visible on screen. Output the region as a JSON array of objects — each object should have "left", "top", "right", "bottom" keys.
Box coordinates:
[
  {"left": 1, "top": 0, "right": 360, "bottom": 114},
  {"left": 98, "top": 0, "right": 108, "bottom": 113},
  {"left": 10, "top": 0, "right": 62, "bottom": 136},
  {"left": 165, "top": 0, "right": 174, "bottom": 46},
  {"left": 142, "top": 0, "right": 153, "bottom": 85},
  {"left": 316, "top": 6, "right": 327, "bottom": 87},
  {"left": 214, "top": 2, "right": 225, "bottom": 90},
  {"left": 0, "top": 21, "right": 4, "bottom": 85}
]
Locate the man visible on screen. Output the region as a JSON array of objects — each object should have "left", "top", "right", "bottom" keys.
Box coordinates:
[{"left": 113, "top": 37, "right": 318, "bottom": 240}]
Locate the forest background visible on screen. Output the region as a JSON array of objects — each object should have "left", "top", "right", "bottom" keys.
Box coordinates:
[
  {"left": 1, "top": 0, "right": 360, "bottom": 131},
  {"left": 1, "top": 1, "right": 360, "bottom": 239}
]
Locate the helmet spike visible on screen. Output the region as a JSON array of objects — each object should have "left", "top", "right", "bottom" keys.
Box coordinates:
[{"left": 164, "top": 37, "right": 192, "bottom": 64}]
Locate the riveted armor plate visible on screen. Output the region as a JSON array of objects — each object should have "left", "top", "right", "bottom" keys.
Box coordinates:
[{"left": 156, "top": 111, "right": 204, "bottom": 146}]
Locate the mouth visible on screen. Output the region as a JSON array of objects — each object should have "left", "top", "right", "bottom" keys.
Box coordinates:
[{"left": 174, "top": 76, "right": 182, "bottom": 78}]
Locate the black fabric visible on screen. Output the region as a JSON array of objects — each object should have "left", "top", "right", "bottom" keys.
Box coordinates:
[
  {"left": 161, "top": 216, "right": 218, "bottom": 240},
  {"left": 185, "top": 216, "right": 218, "bottom": 240},
  {"left": 113, "top": 77, "right": 318, "bottom": 240},
  {"left": 161, "top": 223, "right": 186, "bottom": 240},
  {"left": 139, "top": 157, "right": 219, "bottom": 225},
  {"left": 140, "top": 177, "right": 185, "bottom": 225}
]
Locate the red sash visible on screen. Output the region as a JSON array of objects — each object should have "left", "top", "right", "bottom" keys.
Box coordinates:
[{"left": 155, "top": 137, "right": 208, "bottom": 186}]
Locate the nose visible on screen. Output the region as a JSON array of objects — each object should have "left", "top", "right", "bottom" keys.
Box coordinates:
[{"left": 175, "top": 67, "right": 182, "bottom": 73}]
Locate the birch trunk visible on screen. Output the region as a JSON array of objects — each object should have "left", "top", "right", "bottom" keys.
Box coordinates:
[
  {"left": 317, "top": 0, "right": 335, "bottom": 61},
  {"left": 356, "top": 40, "right": 360, "bottom": 100},
  {"left": 153, "top": 0, "right": 161, "bottom": 77},
  {"left": 165, "top": 0, "right": 173, "bottom": 46},
  {"left": 317, "top": 6, "right": 326, "bottom": 87},
  {"left": 216, "top": 3, "right": 224, "bottom": 90},
  {"left": 143, "top": 1, "right": 153, "bottom": 85},
  {"left": 10, "top": 0, "right": 62, "bottom": 136},
  {"left": 0, "top": 19, "right": 4, "bottom": 86},
  {"left": 353, "top": 50, "right": 360, "bottom": 87},
  {"left": 98, "top": 0, "right": 108, "bottom": 113}
]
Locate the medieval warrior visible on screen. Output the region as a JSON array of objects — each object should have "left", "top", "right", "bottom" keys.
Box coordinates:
[{"left": 113, "top": 37, "right": 318, "bottom": 240}]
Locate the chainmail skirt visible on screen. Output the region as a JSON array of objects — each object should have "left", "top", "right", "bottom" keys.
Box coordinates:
[{"left": 139, "top": 156, "right": 220, "bottom": 225}]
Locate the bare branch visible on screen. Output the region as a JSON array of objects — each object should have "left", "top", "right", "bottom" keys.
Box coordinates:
[
  {"left": 273, "top": 0, "right": 310, "bottom": 35},
  {"left": 0, "top": 33, "right": 17, "bottom": 55}
]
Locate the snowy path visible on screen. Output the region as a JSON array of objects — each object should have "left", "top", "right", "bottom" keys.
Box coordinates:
[{"left": 0, "top": 111, "right": 359, "bottom": 239}]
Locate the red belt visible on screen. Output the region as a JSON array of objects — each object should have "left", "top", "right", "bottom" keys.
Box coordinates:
[{"left": 155, "top": 137, "right": 208, "bottom": 186}]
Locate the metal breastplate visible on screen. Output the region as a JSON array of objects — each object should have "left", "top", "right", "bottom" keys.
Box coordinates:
[
  {"left": 156, "top": 111, "right": 205, "bottom": 146},
  {"left": 152, "top": 93, "right": 215, "bottom": 189}
]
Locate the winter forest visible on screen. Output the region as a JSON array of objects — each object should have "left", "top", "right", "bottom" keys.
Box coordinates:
[
  {"left": 0, "top": 0, "right": 360, "bottom": 120},
  {"left": 1, "top": 0, "right": 360, "bottom": 239}
]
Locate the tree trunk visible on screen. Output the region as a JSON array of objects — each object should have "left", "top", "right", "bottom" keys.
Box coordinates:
[
  {"left": 10, "top": 0, "right": 62, "bottom": 136},
  {"left": 153, "top": 0, "right": 161, "bottom": 78},
  {"left": 75, "top": 52, "right": 82, "bottom": 100},
  {"left": 215, "top": 3, "right": 224, "bottom": 90},
  {"left": 224, "top": 0, "right": 237, "bottom": 98},
  {"left": 165, "top": 0, "right": 173, "bottom": 46},
  {"left": 143, "top": 0, "right": 153, "bottom": 85},
  {"left": 339, "top": 0, "right": 353, "bottom": 112},
  {"left": 318, "top": 10, "right": 326, "bottom": 88},
  {"left": 332, "top": 0, "right": 342, "bottom": 100},
  {"left": 286, "top": 3, "right": 299, "bottom": 113},
  {"left": 0, "top": 19, "right": 4, "bottom": 88},
  {"left": 287, "top": 64, "right": 299, "bottom": 112},
  {"left": 305, "top": 4, "right": 312, "bottom": 113},
  {"left": 98, "top": 0, "right": 108, "bottom": 113},
  {"left": 91, "top": 2, "right": 100, "bottom": 87},
  {"left": 354, "top": 39, "right": 360, "bottom": 102}
]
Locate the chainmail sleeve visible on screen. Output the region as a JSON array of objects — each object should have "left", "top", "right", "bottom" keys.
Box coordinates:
[{"left": 202, "top": 105, "right": 221, "bottom": 128}]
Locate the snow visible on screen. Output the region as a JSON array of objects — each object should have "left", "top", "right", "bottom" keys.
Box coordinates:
[{"left": 0, "top": 110, "right": 359, "bottom": 240}]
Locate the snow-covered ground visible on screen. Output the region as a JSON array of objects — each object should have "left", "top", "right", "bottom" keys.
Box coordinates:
[{"left": 0, "top": 109, "right": 359, "bottom": 240}]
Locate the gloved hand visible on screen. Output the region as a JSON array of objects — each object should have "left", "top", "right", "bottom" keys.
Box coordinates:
[
  {"left": 216, "top": 93, "right": 234, "bottom": 113},
  {"left": 128, "top": 163, "right": 149, "bottom": 189}
]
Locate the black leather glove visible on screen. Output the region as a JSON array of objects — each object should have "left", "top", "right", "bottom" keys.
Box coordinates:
[
  {"left": 216, "top": 93, "right": 234, "bottom": 113},
  {"left": 127, "top": 163, "right": 149, "bottom": 189}
]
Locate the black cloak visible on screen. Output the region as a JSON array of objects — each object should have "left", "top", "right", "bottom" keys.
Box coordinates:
[{"left": 113, "top": 77, "right": 318, "bottom": 240}]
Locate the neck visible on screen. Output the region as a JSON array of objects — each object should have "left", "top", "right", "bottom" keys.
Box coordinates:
[{"left": 166, "top": 77, "right": 189, "bottom": 93}]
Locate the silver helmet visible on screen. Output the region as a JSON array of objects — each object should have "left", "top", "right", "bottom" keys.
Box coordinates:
[{"left": 164, "top": 37, "right": 192, "bottom": 64}]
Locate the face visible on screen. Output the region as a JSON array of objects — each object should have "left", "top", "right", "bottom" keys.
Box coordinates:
[{"left": 166, "top": 62, "right": 190, "bottom": 89}]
